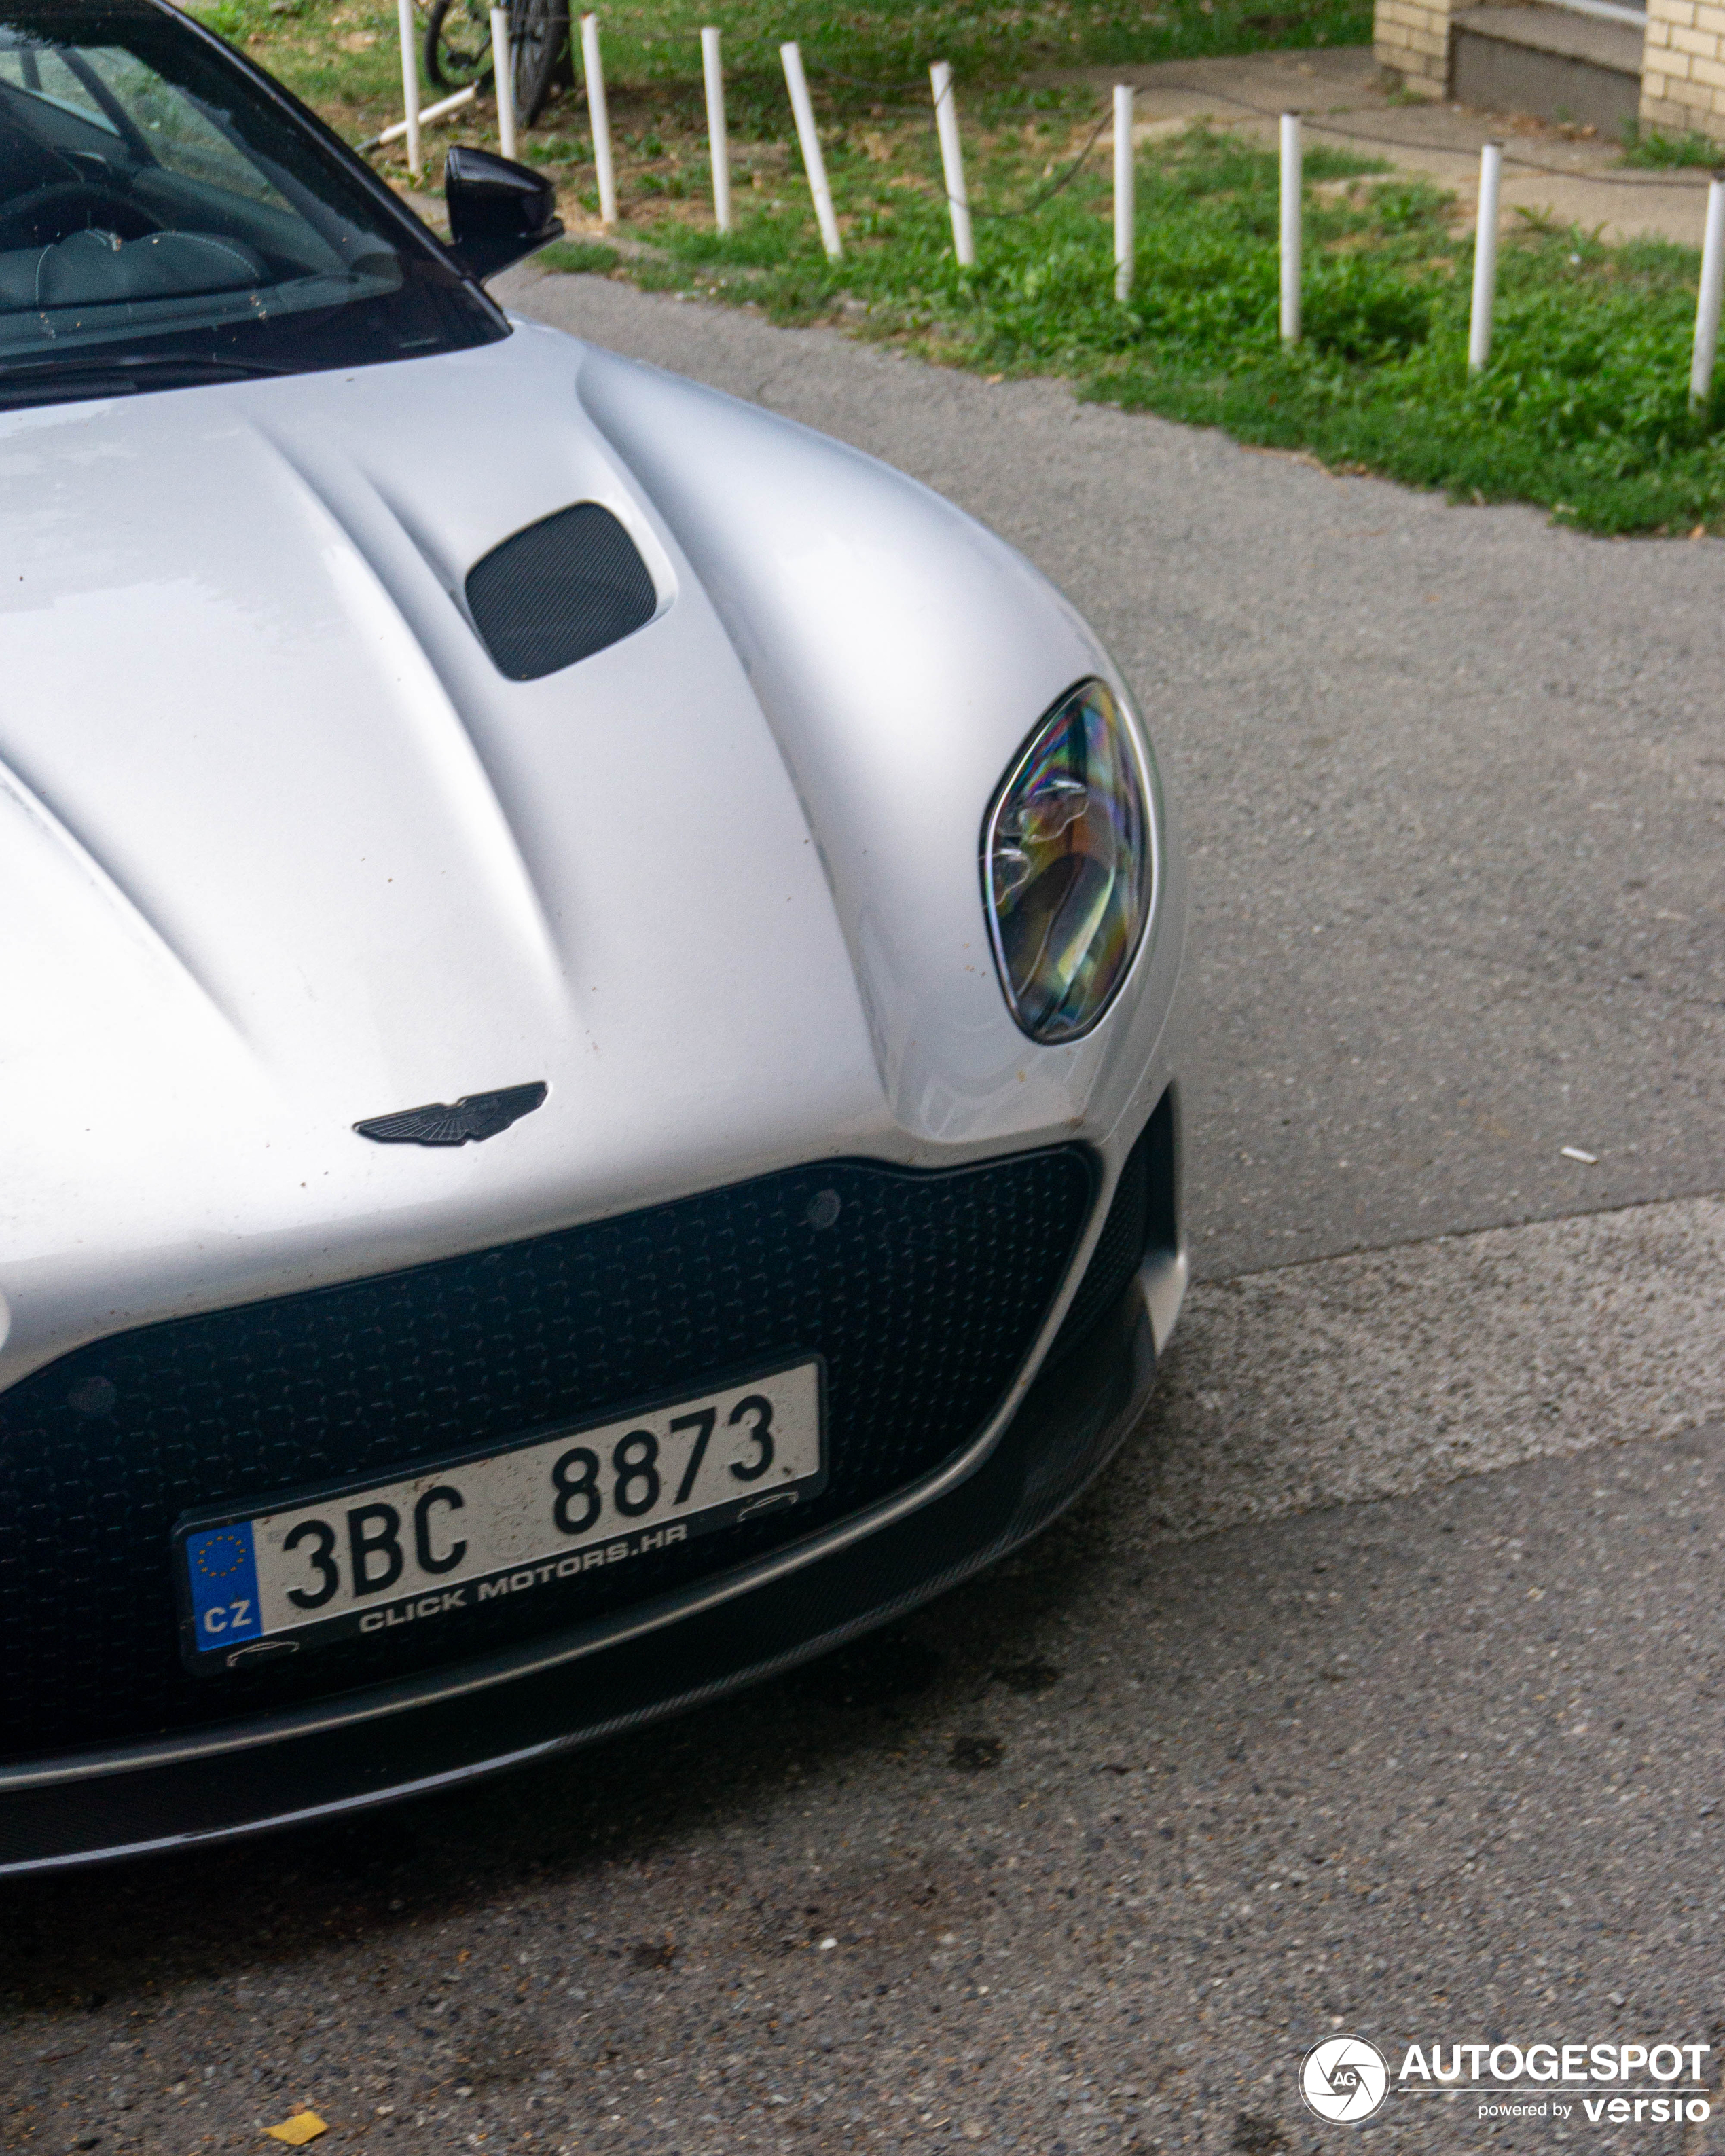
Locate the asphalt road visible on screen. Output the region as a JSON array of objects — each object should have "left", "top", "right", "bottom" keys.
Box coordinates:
[{"left": 3, "top": 277, "right": 1724, "bottom": 2156}]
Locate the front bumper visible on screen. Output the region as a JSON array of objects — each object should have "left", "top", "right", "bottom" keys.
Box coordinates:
[{"left": 0, "top": 1261, "right": 1165, "bottom": 1876}]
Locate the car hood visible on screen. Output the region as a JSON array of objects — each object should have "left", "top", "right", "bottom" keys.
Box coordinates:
[{"left": 0, "top": 323, "right": 1182, "bottom": 1381}]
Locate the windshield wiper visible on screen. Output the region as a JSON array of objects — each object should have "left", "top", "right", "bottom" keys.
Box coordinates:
[{"left": 0, "top": 353, "right": 289, "bottom": 409}]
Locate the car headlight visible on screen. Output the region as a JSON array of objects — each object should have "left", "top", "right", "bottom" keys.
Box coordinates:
[{"left": 981, "top": 678, "right": 1152, "bottom": 1043}]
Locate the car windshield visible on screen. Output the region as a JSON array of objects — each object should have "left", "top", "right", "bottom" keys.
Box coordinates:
[{"left": 0, "top": 0, "right": 501, "bottom": 405}]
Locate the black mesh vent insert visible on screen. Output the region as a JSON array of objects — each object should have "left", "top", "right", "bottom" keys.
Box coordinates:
[
  {"left": 1, "top": 1148, "right": 1093, "bottom": 1762},
  {"left": 465, "top": 501, "right": 657, "bottom": 681},
  {"left": 1045, "top": 1103, "right": 1165, "bottom": 1368}
]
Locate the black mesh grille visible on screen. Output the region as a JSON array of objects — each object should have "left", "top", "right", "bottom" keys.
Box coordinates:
[
  {"left": 0, "top": 1149, "right": 1092, "bottom": 1762},
  {"left": 465, "top": 501, "right": 657, "bottom": 680},
  {"left": 1046, "top": 1114, "right": 1155, "bottom": 1367}
]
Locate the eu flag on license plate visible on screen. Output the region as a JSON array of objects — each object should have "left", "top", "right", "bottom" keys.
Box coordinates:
[{"left": 185, "top": 1523, "right": 262, "bottom": 1651}]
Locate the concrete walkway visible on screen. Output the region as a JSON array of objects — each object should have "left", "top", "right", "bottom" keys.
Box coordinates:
[{"left": 1059, "top": 43, "right": 1718, "bottom": 246}]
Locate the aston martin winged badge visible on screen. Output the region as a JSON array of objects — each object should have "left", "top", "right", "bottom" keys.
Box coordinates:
[{"left": 354, "top": 1081, "right": 549, "bottom": 1147}]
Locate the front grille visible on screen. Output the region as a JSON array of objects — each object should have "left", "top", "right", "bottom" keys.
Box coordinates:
[
  {"left": 1047, "top": 1124, "right": 1150, "bottom": 1366},
  {"left": 1044, "top": 1090, "right": 1176, "bottom": 1368},
  {"left": 1, "top": 1148, "right": 1092, "bottom": 1762}
]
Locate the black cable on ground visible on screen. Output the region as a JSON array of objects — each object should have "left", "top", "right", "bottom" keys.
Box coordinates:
[
  {"left": 795, "top": 52, "right": 1718, "bottom": 203},
  {"left": 964, "top": 108, "right": 1114, "bottom": 219},
  {"left": 799, "top": 60, "right": 1715, "bottom": 234},
  {"left": 784, "top": 59, "right": 1115, "bottom": 221},
  {"left": 1122, "top": 73, "right": 1720, "bottom": 188}
]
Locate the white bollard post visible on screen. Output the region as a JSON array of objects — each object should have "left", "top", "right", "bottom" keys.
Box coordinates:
[
  {"left": 702, "top": 27, "right": 732, "bottom": 234},
  {"left": 930, "top": 62, "right": 974, "bottom": 269},
  {"left": 489, "top": 6, "right": 517, "bottom": 160},
  {"left": 1279, "top": 113, "right": 1301, "bottom": 344},
  {"left": 579, "top": 15, "right": 617, "bottom": 224},
  {"left": 395, "top": 0, "right": 421, "bottom": 178},
  {"left": 781, "top": 41, "right": 842, "bottom": 260},
  {"left": 1469, "top": 141, "right": 1503, "bottom": 375},
  {"left": 363, "top": 82, "right": 477, "bottom": 154},
  {"left": 580, "top": 14, "right": 617, "bottom": 225},
  {"left": 1691, "top": 175, "right": 1725, "bottom": 411},
  {"left": 1114, "top": 84, "right": 1135, "bottom": 302}
]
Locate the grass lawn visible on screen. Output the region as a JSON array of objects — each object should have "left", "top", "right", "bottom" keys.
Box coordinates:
[
  {"left": 191, "top": 0, "right": 1373, "bottom": 134},
  {"left": 617, "top": 130, "right": 1725, "bottom": 538},
  {"left": 190, "top": 1, "right": 1725, "bottom": 534}
]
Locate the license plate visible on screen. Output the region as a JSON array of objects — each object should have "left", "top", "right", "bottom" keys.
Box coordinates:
[{"left": 175, "top": 1358, "right": 824, "bottom": 1671}]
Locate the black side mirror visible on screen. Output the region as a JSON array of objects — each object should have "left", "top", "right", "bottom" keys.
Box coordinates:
[{"left": 443, "top": 145, "right": 563, "bottom": 281}]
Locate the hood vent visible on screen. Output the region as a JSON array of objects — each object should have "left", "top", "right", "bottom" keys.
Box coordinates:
[{"left": 465, "top": 502, "right": 657, "bottom": 681}]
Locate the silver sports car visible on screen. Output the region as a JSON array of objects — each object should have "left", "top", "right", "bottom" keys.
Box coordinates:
[{"left": 0, "top": 0, "right": 1187, "bottom": 1871}]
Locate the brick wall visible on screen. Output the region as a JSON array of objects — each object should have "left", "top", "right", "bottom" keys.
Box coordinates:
[
  {"left": 1641, "top": 0, "right": 1725, "bottom": 142},
  {"left": 1373, "top": 0, "right": 1457, "bottom": 93},
  {"left": 1377, "top": 0, "right": 1718, "bottom": 144}
]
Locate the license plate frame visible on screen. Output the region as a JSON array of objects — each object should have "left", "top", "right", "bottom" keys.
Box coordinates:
[{"left": 172, "top": 1354, "right": 826, "bottom": 1674}]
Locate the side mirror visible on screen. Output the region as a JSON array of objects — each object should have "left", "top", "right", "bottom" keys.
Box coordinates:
[{"left": 443, "top": 145, "right": 563, "bottom": 281}]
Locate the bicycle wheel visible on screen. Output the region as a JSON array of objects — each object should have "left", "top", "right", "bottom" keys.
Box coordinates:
[
  {"left": 424, "top": 0, "right": 493, "bottom": 91},
  {"left": 511, "top": 0, "right": 568, "bottom": 126}
]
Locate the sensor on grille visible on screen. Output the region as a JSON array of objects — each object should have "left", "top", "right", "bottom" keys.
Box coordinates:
[{"left": 465, "top": 501, "right": 658, "bottom": 681}]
